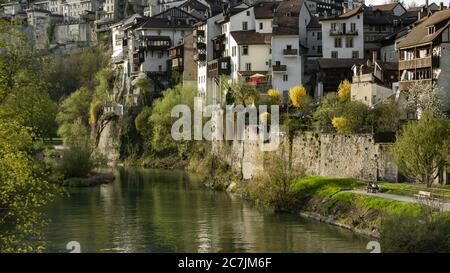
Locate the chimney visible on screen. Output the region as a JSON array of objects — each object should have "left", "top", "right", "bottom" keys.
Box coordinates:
[
  {"left": 372, "top": 51, "right": 377, "bottom": 64},
  {"left": 441, "top": 2, "right": 444, "bottom": 10},
  {"left": 426, "top": 0, "right": 430, "bottom": 14}
]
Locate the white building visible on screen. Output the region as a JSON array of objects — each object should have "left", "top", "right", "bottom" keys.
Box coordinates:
[
  {"left": 320, "top": 5, "right": 364, "bottom": 59},
  {"left": 351, "top": 61, "right": 396, "bottom": 107},
  {"left": 195, "top": 0, "right": 312, "bottom": 104}
]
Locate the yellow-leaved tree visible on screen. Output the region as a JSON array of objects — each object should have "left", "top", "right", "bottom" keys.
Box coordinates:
[
  {"left": 289, "top": 85, "right": 307, "bottom": 108},
  {"left": 337, "top": 79, "right": 351, "bottom": 101},
  {"left": 332, "top": 116, "right": 350, "bottom": 134},
  {"left": 267, "top": 89, "right": 281, "bottom": 105}
]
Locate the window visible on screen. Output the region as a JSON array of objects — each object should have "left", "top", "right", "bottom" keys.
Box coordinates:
[
  {"left": 283, "top": 74, "right": 288, "bottom": 82},
  {"left": 331, "top": 51, "right": 338, "bottom": 58},
  {"left": 259, "top": 22, "right": 263, "bottom": 30},
  {"left": 242, "top": 21, "right": 248, "bottom": 30},
  {"left": 246, "top": 10, "right": 250, "bottom": 16},
  {"left": 158, "top": 52, "right": 163, "bottom": 58},
  {"left": 350, "top": 23, "right": 356, "bottom": 32},
  {"left": 242, "top": 46, "right": 248, "bottom": 55},
  {"left": 428, "top": 26, "right": 436, "bottom": 35},
  {"left": 317, "top": 32, "right": 322, "bottom": 40},
  {"left": 286, "top": 45, "right": 292, "bottom": 50},
  {"left": 158, "top": 65, "right": 162, "bottom": 71},
  {"left": 331, "top": 23, "right": 336, "bottom": 31},
  {"left": 318, "top": 45, "right": 322, "bottom": 54},
  {"left": 232, "top": 46, "right": 236, "bottom": 57},
  {"left": 352, "top": 51, "right": 359, "bottom": 59},
  {"left": 346, "top": 37, "right": 353, "bottom": 48},
  {"left": 334, "top": 37, "right": 342, "bottom": 48},
  {"left": 245, "top": 63, "right": 251, "bottom": 71}
]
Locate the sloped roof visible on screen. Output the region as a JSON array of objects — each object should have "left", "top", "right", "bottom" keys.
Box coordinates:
[
  {"left": 307, "top": 15, "right": 320, "bottom": 29},
  {"left": 372, "top": 3, "right": 399, "bottom": 12},
  {"left": 254, "top": 1, "right": 278, "bottom": 19},
  {"left": 320, "top": 5, "right": 363, "bottom": 21},
  {"left": 398, "top": 8, "right": 450, "bottom": 48},
  {"left": 230, "top": 30, "right": 271, "bottom": 45},
  {"left": 276, "top": 0, "right": 303, "bottom": 16}
]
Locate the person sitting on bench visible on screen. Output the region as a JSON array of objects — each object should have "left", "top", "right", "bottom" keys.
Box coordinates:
[{"left": 367, "top": 182, "right": 379, "bottom": 193}]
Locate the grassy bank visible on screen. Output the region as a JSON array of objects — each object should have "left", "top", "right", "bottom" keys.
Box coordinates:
[{"left": 288, "top": 177, "right": 424, "bottom": 237}]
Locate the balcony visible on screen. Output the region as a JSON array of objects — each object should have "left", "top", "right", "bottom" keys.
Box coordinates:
[
  {"left": 193, "top": 29, "right": 205, "bottom": 37},
  {"left": 133, "top": 47, "right": 145, "bottom": 64},
  {"left": 194, "top": 41, "right": 206, "bottom": 50},
  {"left": 398, "top": 79, "right": 432, "bottom": 91},
  {"left": 283, "top": 48, "right": 298, "bottom": 57},
  {"left": 169, "top": 48, "right": 183, "bottom": 59},
  {"left": 193, "top": 53, "right": 206, "bottom": 62},
  {"left": 207, "top": 57, "right": 231, "bottom": 77},
  {"left": 399, "top": 56, "right": 432, "bottom": 70},
  {"left": 272, "top": 64, "right": 287, "bottom": 73},
  {"left": 139, "top": 35, "right": 171, "bottom": 50},
  {"left": 172, "top": 57, "right": 183, "bottom": 71},
  {"left": 329, "top": 29, "right": 358, "bottom": 36}
]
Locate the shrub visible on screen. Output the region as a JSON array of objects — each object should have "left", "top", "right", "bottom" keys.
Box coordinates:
[
  {"left": 332, "top": 116, "right": 349, "bottom": 134},
  {"left": 267, "top": 89, "right": 281, "bottom": 105},
  {"left": 337, "top": 79, "right": 351, "bottom": 101},
  {"left": 289, "top": 85, "right": 307, "bottom": 108},
  {"left": 381, "top": 214, "right": 450, "bottom": 253},
  {"left": 89, "top": 100, "right": 103, "bottom": 126},
  {"left": 250, "top": 151, "right": 305, "bottom": 211},
  {"left": 59, "top": 119, "right": 94, "bottom": 178}
]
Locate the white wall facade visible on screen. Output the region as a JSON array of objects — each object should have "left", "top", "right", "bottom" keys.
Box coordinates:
[
  {"left": 255, "top": 18, "right": 272, "bottom": 34},
  {"left": 320, "top": 12, "right": 364, "bottom": 59},
  {"left": 351, "top": 81, "right": 394, "bottom": 107},
  {"left": 271, "top": 35, "right": 303, "bottom": 96}
]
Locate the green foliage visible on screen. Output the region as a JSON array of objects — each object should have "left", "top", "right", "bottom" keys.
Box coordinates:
[
  {"left": 248, "top": 151, "right": 305, "bottom": 211},
  {"left": 313, "top": 92, "right": 342, "bottom": 127},
  {"left": 135, "top": 106, "right": 153, "bottom": 154},
  {"left": 367, "top": 100, "right": 402, "bottom": 132},
  {"left": 0, "top": 21, "right": 57, "bottom": 138},
  {"left": 0, "top": 119, "right": 58, "bottom": 252},
  {"left": 0, "top": 84, "right": 58, "bottom": 138},
  {"left": 381, "top": 214, "right": 450, "bottom": 252},
  {"left": 392, "top": 111, "right": 449, "bottom": 187},
  {"left": 56, "top": 87, "right": 92, "bottom": 140},
  {"left": 225, "top": 77, "right": 259, "bottom": 106},
  {"left": 59, "top": 119, "right": 94, "bottom": 178},
  {"left": 291, "top": 176, "right": 363, "bottom": 197},
  {"left": 148, "top": 84, "right": 197, "bottom": 157},
  {"left": 43, "top": 47, "right": 110, "bottom": 101},
  {"left": 313, "top": 93, "right": 371, "bottom": 133}
]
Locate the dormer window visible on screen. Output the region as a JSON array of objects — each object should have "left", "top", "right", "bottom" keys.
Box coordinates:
[{"left": 427, "top": 26, "right": 436, "bottom": 35}]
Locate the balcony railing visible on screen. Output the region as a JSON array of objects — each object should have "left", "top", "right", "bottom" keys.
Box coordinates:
[
  {"left": 399, "top": 56, "right": 432, "bottom": 70},
  {"left": 283, "top": 48, "right": 298, "bottom": 56},
  {"left": 329, "top": 29, "right": 358, "bottom": 36},
  {"left": 272, "top": 64, "right": 287, "bottom": 72},
  {"left": 207, "top": 56, "right": 231, "bottom": 77}
]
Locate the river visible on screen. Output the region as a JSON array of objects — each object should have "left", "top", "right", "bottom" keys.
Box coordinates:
[{"left": 42, "top": 168, "right": 370, "bottom": 253}]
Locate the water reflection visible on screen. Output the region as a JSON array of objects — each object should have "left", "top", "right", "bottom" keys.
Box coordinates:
[{"left": 43, "top": 168, "right": 368, "bottom": 253}]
